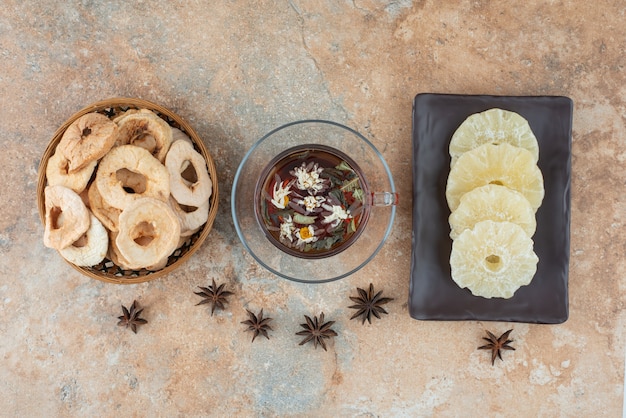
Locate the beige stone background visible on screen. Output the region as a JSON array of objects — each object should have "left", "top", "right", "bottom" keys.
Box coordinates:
[{"left": 1, "top": 1, "right": 624, "bottom": 416}]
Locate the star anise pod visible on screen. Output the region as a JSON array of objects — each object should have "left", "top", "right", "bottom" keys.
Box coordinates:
[
  {"left": 478, "top": 329, "right": 515, "bottom": 365},
  {"left": 241, "top": 309, "right": 273, "bottom": 342},
  {"left": 296, "top": 312, "right": 338, "bottom": 351},
  {"left": 117, "top": 300, "right": 148, "bottom": 334},
  {"left": 194, "top": 278, "right": 234, "bottom": 315},
  {"left": 348, "top": 283, "right": 394, "bottom": 324}
]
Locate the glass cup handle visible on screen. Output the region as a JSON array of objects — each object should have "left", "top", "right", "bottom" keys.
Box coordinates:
[{"left": 369, "top": 192, "right": 399, "bottom": 206}]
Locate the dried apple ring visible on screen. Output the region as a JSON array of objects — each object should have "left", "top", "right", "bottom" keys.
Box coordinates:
[
  {"left": 87, "top": 182, "right": 121, "bottom": 232},
  {"left": 171, "top": 127, "right": 194, "bottom": 146},
  {"left": 145, "top": 255, "right": 169, "bottom": 271},
  {"left": 110, "top": 228, "right": 169, "bottom": 271},
  {"left": 115, "top": 167, "right": 147, "bottom": 194},
  {"left": 169, "top": 195, "right": 209, "bottom": 237},
  {"left": 46, "top": 151, "right": 97, "bottom": 194},
  {"left": 95, "top": 145, "right": 170, "bottom": 210},
  {"left": 170, "top": 129, "right": 196, "bottom": 185},
  {"left": 112, "top": 109, "right": 139, "bottom": 124},
  {"left": 166, "top": 140, "right": 213, "bottom": 207},
  {"left": 59, "top": 213, "right": 108, "bottom": 266},
  {"left": 108, "top": 229, "right": 166, "bottom": 271},
  {"left": 175, "top": 234, "right": 191, "bottom": 249},
  {"left": 116, "top": 197, "right": 181, "bottom": 270},
  {"left": 107, "top": 231, "right": 134, "bottom": 270},
  {"left": 78, "top": 188, "right": 90, "bottom": 208},
  {"left": 116, "top": 109, "right": 173, "bottom": 162},
  {"left": 43, "top": 185, "right": 90, "bottom": 250},
  {"left": 58, "top": 112, "right": 118, "bottom": 173}
]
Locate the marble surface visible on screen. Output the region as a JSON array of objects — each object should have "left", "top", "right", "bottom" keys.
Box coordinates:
[{"left": 1, "top": 1, "right": 624, "bottom": 416}]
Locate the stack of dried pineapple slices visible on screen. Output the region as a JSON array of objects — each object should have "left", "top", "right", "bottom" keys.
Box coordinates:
[{"left": 445, "top": 108, "right": 544, "bottom": 299}]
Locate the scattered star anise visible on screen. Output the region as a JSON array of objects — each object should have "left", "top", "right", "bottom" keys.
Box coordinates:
[
  {"left": 296, "top": 312, "right": 338, "bottom": 351},
  {"left": 241, "top": 309, "right": 273, "bottom": 342},
  {"left": 478, "top": 329, "right": 516, "bottom": 365},
  {"left": 117, "top": 300, "right": 148, "bottom": 334},
  {"left": 348, "top": 283, "right": 394, "bottom": 324},
  {"left": 194, "top": 278, "right": 234, "bottom": 315}
]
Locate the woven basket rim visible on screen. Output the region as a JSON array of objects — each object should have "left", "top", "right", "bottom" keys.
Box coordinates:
[{"left": 37, "top": 97, "right": 219, "bottom": 284}]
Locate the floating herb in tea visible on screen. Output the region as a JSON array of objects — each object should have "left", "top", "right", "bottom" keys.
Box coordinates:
[{"left": 257, "top": 145, "right": 369, "bottom": 258}]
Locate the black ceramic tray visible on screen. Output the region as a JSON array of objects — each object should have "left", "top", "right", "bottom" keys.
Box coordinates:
[{"left": 409, "top": 93, "right": 572, "bottom": 324}]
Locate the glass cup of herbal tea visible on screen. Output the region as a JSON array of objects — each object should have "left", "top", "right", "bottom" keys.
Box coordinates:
[
  {"left": 232, "top": 120, "right": 397, "bottom": 283},
  {"left": 255, "top": 144, "right": 396, "bottom": 259}
]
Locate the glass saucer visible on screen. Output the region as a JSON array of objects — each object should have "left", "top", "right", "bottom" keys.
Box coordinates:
[{"left": 231, "top": 120, "right": 396, "bottom": 283}]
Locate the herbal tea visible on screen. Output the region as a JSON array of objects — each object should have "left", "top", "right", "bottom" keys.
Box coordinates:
[{"left": 255, "top": 144, "right": 370, "bottom": 258}]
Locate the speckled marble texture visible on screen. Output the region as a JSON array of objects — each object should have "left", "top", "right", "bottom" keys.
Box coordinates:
[{"left": 1, "top": 1, "right": 624, "bottom": 416}]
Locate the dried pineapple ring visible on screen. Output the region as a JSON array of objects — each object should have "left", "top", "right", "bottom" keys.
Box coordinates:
[
  {"left": 116, "top": 197, "right": 181, "bottom": 270},
  {"left": 57, "top": 112, "right": 118, "bottom": 173},
  {"left": 450, "top": 108, "right": 539, "bottom": 166},
  {"left": 116, "top": 109, "right": 173, "bottom": 162},
  {"left": 450, "top": 220, "right": 538, "bottom": 299},
  {"left": 449, "top": 184, "right": 536, "bottom": 239},
  {"left": 95, "top": 145, "right": 170, "bottom": 210},
  {"left": 43, "top": 185, "right": 90, "bottom": 250},
  {"left": 87, "top": 182, "right": 122, "bottom": 232},
  {"left": 59, "top": 213, "right": 108, "bottom": 266},
  {"left": 166, "top": 140, "right": 213, "bottom": 207},
  {"left": 169, "top": 195, "right": 209, "bottom": 237},
  {"left": 45, "top": 150, "right": 97, "bottom": 194},
  {"left": 446, "top": 143, "right": 544, "bottom": 212}
]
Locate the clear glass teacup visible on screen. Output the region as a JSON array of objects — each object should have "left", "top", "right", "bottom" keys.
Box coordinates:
[{"left": 232, "top": 120, "right": 397, "bottom": 283}]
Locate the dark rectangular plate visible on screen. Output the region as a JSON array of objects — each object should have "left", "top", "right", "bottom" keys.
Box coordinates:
[{"left": 409, "top": 93, "right": 572, "bottom": 324}]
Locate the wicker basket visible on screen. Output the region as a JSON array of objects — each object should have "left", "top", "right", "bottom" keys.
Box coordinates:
[{"left": 37, "top": 98, "right": 219, "bottom": 284}]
